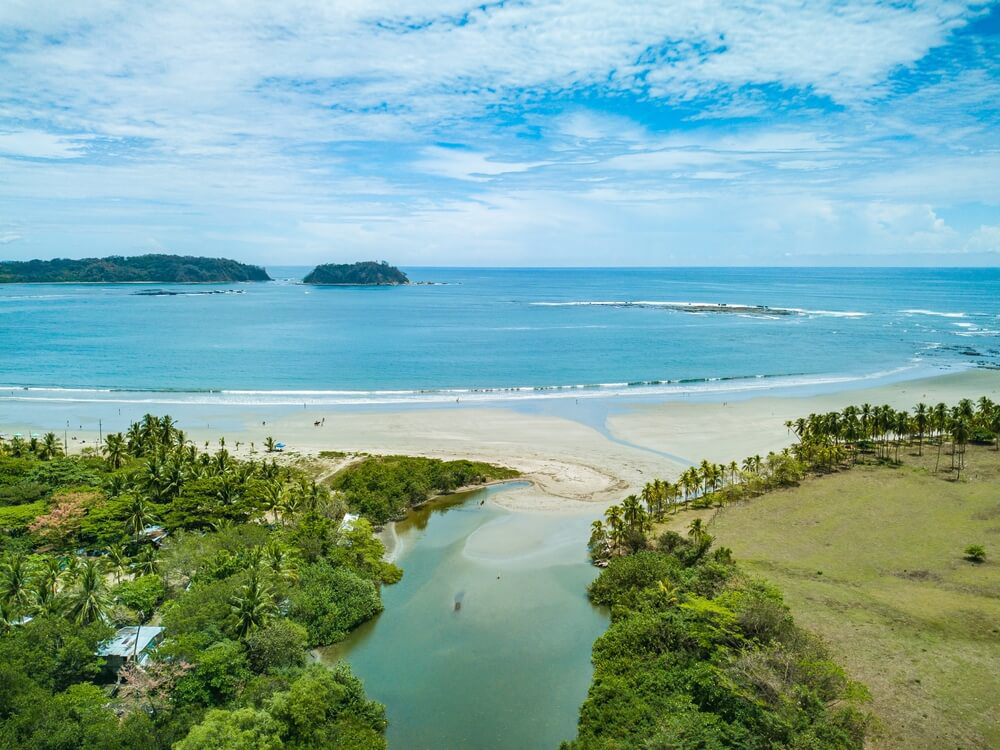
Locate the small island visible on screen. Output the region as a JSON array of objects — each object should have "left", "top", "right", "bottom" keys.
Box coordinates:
[
  {"left": 303, "top": 261, "right": 409, "bottom": 285},
  {"left": 0, "top": 254, "right": 272, "bottom": 283}
]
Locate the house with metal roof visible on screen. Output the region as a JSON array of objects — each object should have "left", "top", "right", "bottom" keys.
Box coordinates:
[{"left": 97, "top": 625, "right": 165, "bottom": 673}]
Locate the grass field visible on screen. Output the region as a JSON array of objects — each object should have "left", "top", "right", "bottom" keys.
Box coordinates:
[{"left": 668, "top": 445, "right": 1000, "bottom": 750}]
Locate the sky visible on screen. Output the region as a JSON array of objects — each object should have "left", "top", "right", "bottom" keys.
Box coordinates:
[{"left": 0, "top": 1, "right": 998, "bottom": 267}]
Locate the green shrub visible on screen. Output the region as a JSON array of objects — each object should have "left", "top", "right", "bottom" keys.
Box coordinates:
[
  {"left": 288, "top": 562, "right": 382, "bottom": 646},
  {"left": 964, "top": 544, "right": 986, "bottom": 563}
]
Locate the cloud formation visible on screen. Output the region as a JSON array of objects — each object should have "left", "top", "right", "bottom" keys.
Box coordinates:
[{"left": 0, "top": 1, "right": 997, "bottom": 264}]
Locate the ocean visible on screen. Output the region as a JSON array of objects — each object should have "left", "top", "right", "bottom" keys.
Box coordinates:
[{"left": 1, "top": 267, "right": 998, "bottom": 407}]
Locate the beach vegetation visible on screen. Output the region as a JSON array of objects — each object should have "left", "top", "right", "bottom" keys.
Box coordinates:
[
  {"left": 0, "top": 413, "right": 394, "bottom": 749},
  {"left": 330, "top": 454, "right": 519, "bottom": 524},
  {"left": 563, "top": 533, "right": 871, "bottom": 749}
]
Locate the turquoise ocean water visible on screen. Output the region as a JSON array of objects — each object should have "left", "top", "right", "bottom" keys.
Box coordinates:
[{"left": 1, "top": 267, "right": 998, "bottom": 407}]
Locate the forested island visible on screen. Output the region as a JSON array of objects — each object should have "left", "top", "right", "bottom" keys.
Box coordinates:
[
  {"left": 0, "top": 254, "right": 272, "bottom": 283},
  {"left": 303, "top": 261, "right": 409, "bottom": 285}
]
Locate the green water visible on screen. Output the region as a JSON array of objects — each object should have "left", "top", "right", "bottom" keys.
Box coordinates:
[{"left": 321, "top": 483, "right": 608, "bottom": 749}]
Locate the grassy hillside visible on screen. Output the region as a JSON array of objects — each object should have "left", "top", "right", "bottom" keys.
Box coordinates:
[{"left": 687, "top": 447, "right": 1000, "bottom": 749}]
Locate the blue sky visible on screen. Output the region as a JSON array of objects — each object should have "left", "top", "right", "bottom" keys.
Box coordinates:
[{"left": 0, "top": 1, "right": 998, "bottom": 266}]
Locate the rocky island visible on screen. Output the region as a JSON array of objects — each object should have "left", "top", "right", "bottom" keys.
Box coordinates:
[
  {"left": 303, "top": 260, "right": 409, "bottom": 285},
  {"left": 0, "top": 254, "right": 272, "bottom": 283}
]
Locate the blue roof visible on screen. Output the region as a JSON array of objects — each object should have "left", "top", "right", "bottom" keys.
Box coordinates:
[{"left": 98, "top": 626, "right": 164, "bottom": 658}]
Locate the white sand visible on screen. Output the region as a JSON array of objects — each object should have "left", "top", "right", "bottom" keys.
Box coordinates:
[
  {"left": 7, "top": 369, "right": 1000, "bottom": 515},
  {"left": 607, "top": 369, "right": 1000, "bottom": 467}
]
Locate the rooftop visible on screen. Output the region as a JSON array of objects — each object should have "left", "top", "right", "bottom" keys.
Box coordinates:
[{"left": 98, "top": 626, "right": 164, "bottom": 658}]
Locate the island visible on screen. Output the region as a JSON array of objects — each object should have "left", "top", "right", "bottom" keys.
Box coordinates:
[
  {"left": 303, "top": 260, "right": 409, "bottom": 285},
  {"left": 0, "top": 254, "right": 272, "bottom": 283}
]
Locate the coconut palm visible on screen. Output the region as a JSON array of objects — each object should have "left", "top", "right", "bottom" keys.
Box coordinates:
[
  {"left": 951, "top": 417, "right": 970, "bottom": 479},
  {"left": 66, "top": 558, "right": 110, "bottom": 625},
  {"left": 0, "top": 554, "right": 32, "bottom": 613},
  {"left": 125, "top": 495, "right": 158, "bottom": 549},
  {"left": 230, "top": 572, "right": 274, "bottom": 639},
  {"left": 604, "top": 505, "right": 624, "bottom": 555},
  {"left": 103, "top": 433, "right": 128, "bottom": 469},
  {"left": 132, "top": 546, "right": 158, "bottom": 577},
  {"left": 31, "top": 558, "right": 63, "bottom": 615},
  {"left": 621, "top": 494, "right": 645, "bottom": 533},
  {"left": 41, "top": 432, "right": 61, "bottom": 460},
  {"left": 106, "top": 544, "right": 130, "bottom": 584},
  {"left": 913, "top": 403, "right": 929, "bottom": 456},
  {"left": 687, "top": 518, "right": 707, "bottom": 547}
]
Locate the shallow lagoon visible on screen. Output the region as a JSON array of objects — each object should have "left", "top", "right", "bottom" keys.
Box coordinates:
[{"left": 320, "top": 483, "right": 607, "bottom": 749}]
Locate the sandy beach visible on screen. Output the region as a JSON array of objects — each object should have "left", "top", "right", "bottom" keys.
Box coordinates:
[{"left": 5, "top": 369, "right": 999, "bottom": 515}]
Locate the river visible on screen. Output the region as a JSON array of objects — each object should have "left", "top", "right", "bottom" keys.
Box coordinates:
[{"left": 320, "top": 482, "right": 608, "bottom": 749}]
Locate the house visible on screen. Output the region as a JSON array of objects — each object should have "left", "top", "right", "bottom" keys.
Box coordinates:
[
  {"left": 140, "top": 525, "right": 170, "bottom": 546},
  {"left": 97, "top": 626, "right": 165, "bottom": 673},
  {"left": 339, "top": 513, "right": 359, "bottom": 532}
]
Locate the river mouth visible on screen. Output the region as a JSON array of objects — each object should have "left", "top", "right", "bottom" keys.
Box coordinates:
[{"left": 318, "top": 482, "right": 608, "bottom": 749}]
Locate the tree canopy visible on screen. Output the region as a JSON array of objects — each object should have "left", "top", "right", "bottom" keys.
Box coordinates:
[{"left": 0, "top": 254, "right": 271, "bottom": 283}]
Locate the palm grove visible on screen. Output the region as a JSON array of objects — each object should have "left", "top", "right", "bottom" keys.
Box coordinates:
[
  {"left": 569, "top": 396, "right": 999, "bottom": 749},
  {"left": 0, "top": 414, "right": 509, "bottom": 749}
]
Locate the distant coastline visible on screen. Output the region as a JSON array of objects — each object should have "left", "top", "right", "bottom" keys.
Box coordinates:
[{"left": 0, "top": 253, "right": 271, "bottom": 283}]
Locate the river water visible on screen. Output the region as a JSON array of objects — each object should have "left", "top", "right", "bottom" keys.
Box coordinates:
[{"left": 320, "top": 482, "right": 607, "bottom": 750}]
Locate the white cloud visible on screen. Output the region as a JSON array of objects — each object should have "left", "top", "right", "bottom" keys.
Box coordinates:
[
  {"left": 0, "top": 131, "right": 89, "bottom": 159},
  {"left": 965, "top": 225, "right": 1000, "bottom": 253},
  {"left": 0, "top": 1, "right": 995, "bottom": 264},
  {"left": 411, "top": 147, "right": 547, "bottom": 181}
]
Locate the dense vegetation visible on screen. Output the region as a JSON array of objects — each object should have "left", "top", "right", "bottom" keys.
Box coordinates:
[
  {"left": 0, "top": 415, "right": 399, "bottom": 749},
  {"left": 563, "top": 531, "right": 872, "bottom": 749},
  {"left": 330, "top": 455, "right": 519, "bottom": 525},
  {"left": 571, "top": 395, "right": 1000, "bottom": 748},
  {"left": 590, "top": 396, "right": 1000, "bottom": 548},
  {"left": 0, "top": 254, "right": 271, "bottom": 283},
  {"left": 704, "top": 447, "right": 1000, "bottom": 750},
  {"left": 303, "top": 261, "right": 408, "bottom": 285}
]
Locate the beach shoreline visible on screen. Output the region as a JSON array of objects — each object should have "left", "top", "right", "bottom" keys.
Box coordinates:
[{"left": 3, "top": 368, "right": 999, "bottom": 514}]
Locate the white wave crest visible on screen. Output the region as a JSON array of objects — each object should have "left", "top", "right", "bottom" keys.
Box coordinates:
[{"left": 901, "top": 309, "right": 966, "bottom": 318}]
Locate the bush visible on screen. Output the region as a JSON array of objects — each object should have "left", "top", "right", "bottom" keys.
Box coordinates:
[
  {"left": 244, "top": 619, "right": 308, "bottom": 674},
  {"left": 289, "top": 562, "right": 382, "bottom": 646},
  {"left": 964, "top": 544, "right": 986, "bottom": 563}
]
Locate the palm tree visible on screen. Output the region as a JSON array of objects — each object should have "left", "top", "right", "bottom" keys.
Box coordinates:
[
  {"left": 132, "top": 546, "right": 158, "bottom": 577},
  {"left": 106, "top": 544, "right": 130, "bottom": 584},
  {"left": 687, "top": 518, "right": 707, "bottom": 547},
  {"left": 264, "top": 436, "right": 276, "bottom": 453},
  {"left": 103, "top": 433, "right": 128, "bottom": 469},
  {"left": 41, "top": 432, "right": 61, "bottom": 460},
  {"left": 588, "top": 520, "right": 608, "bottom": 560},
  {"left": 913, "top": 403, "right": 928, "bottom": 456},
  {"left": 125, "top": 495, "right": 158, "bottom": 549},
  {"left": 32, "top": 558, "right": 63, "bottom": 615},
  {"left": 67, "top": 558, "right": 110, "bottom": 625},
  {"left": 621, "top": 494, "right": 644, "bottom": 532},
  {"left": 0, "top": 554, "right": 32, "bottom": 614},
  {"left": 932, "top": 403, "right": 948, "bottom": 472},
  {"left": 230, "top": 572, "right": 273, "bottom": 639},
  {"left": 604, "top": 505, "right": 624, "bottom": 555},
  {"left": 951, "top": 417, "right": 970, "bottom": 480}
]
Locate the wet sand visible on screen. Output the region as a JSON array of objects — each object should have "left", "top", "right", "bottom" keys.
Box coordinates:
[{"left": 4, "top": 369, "right": 999, "bottom": 513}]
